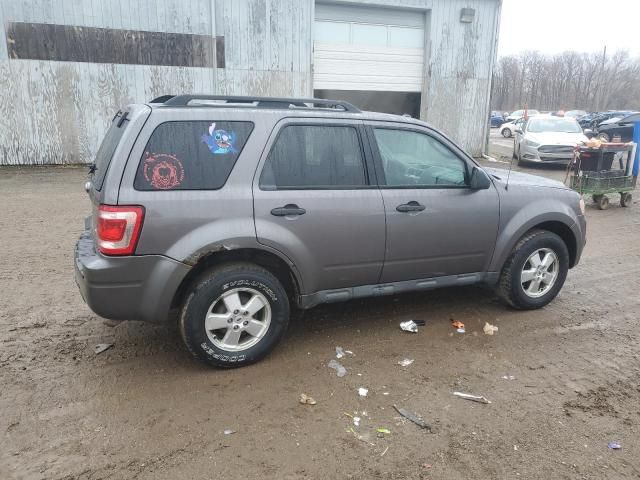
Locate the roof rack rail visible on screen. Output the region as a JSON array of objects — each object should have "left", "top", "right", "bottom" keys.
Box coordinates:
[{"left": 157, "top": 94, "right": 361, "bottom": 113}]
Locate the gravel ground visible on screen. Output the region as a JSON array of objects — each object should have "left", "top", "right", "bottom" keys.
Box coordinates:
[{"left": 1, "top": 161, "right": 640, "bottom": 480}]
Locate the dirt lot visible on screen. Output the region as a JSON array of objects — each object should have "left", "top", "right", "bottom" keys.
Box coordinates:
[{"left": 2, "top": 159, "right": 640, "bottom": 479}]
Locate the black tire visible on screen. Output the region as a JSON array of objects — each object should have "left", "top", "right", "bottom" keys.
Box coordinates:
[
  {"left": 598, "top": 132, "right": 610, "bottom": 142},
  {"left": 497, "top": 229, "right": 569, "bottom": 310},
  {"left": 179, "top": 262, "right": 290, "bottom": 368},
  {"left": 502, "top": 128, "right": 512, "bottom": 138},
  {"left": 592, "top": 194, "right": 602, "bottom": 204}
]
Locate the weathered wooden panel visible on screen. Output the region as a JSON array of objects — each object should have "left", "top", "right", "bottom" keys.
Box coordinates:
[{"left": 6, "top": 22, "right": 216, "bottom": 67}]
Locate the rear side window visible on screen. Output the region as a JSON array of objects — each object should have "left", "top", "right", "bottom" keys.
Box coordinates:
[
  {"left": 134, "top": 121, "right": 253, "bottom": 190},
  {"left": 93, "top": 111, "right": 128, "bottom": 190},
  {"left": 260, "top": 125, "right": 366, "bottom": 189}
]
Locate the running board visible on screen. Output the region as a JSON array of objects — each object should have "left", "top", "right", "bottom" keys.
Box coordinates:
[{"left": 298, "top": 272, "right": 498, "bottom": 309}]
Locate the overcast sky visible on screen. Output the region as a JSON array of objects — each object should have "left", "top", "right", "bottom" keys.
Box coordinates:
[{"left": 498, "top": 0, "right": 640, "bottom": 57}]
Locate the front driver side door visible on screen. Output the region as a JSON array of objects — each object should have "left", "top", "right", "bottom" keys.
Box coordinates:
[{"left": 367, "top": 124, "right": 500, "bottom": 283}]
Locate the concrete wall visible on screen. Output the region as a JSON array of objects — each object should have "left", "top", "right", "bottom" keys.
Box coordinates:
[{"left": 0, "top": 0, "right": 499, "bottom": 165}]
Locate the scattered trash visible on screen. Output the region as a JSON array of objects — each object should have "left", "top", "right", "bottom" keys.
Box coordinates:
[
  {"left": 422, "top": 464, "right": 432, "bottom": 469},
  {"left": 483, "top": 322, "right": 499, "bottom": 335},
  {"left": 299, "top": 393, "right": 316, "bottom": 405},
  {"left": 398, "top": 358, "right": 414, "bottom": 367},
  {"left": 380, "top": 446, "right": 389, "bottom": 456},
  {"left": 353, "top": 416, "right": 361, "bottom": 426},
  {"left": 400, "top": 320, "right": 426, "bottom": 333},
  {"left": 345, "top": 350, "right": 354, "bottom": 356},
  {"left": 383, "top": 392, "right": 390, "bottom": 396},
  {"left": 608, "top": 442, "right": 622, "bottom": 450},
  {"left": 94, "top": 343, "right": 113, "bottom": 355},
  {"left": 453, "top": 391, "right": 491, "bottom": 404},
  {"left": 328, "top": 359, "right": 347, "bottom": 377},
  {"left": 502, "top": 375, "right": 516, "bottom": 380},
  {"left": 348, "top": 427, "right": 375, "bottom": 446},
  {"left": 335, "top": 346, "right": 345, "bottom": 359},
  {"left": 393, "top": 405, "right": 432, "bottom": 431},
  {"left": 358, "top": 387, "right": 368, "bottom": 397},
  {"left": 223, "top": 429, "right": 236, "bottom": 435},
  {"left": 376, "top": 428, "right": 391, "bottom": 434},
  {"left": 514, "top": 445, "right": 518, "bottom": 451},
  {"left": 451, "top": 319, "right": 465, "bottom": 333}
]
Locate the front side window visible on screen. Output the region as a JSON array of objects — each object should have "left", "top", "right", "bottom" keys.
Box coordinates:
[
  {"left": 260, "top": 125, "right": 367, "bottom": 189},
  {"left": 134, "top": 121, "right": 253, "bottom": 190},
  {"left": 373, "top": 128, "right": 467, "bottom": 187}
]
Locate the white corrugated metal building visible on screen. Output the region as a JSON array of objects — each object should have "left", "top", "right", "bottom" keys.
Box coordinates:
[{"left": 0, "top": 0, "right": 501, "bottom": 165}]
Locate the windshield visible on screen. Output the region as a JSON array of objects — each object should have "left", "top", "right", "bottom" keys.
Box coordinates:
[
  {"left": 527, "top": 117, "right": 581, "bottom": 133},
  {"left": 92, "top": 111, "right": 128, "bottom": 190}
]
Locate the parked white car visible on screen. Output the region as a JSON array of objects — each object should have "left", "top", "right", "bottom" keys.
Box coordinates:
[
  {"left": 505, "top": 109, "right": 541, "bottom": 123},
  {"left": 514, "top": 116, "right": 588, "bottom": 165},
  {"left": 500, "top": 117, "right": 525, "bottom": 138}
]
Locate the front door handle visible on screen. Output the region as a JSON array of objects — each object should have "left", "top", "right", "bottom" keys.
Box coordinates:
[
  {"left": 271, "top": 204, "right": 306, "bottom": 216},
  {"left": 396, "top": 201, "right": 426, "bottom": 213}
]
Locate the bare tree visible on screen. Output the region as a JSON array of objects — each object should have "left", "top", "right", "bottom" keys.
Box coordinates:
[{"left": 491, "top": 49, "right": 640, "bottom": 112}]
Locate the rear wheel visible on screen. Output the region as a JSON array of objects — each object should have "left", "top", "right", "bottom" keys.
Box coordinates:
[
  {"left": 598, "top": 132, "right": 610, "bottom": 142},
  {"left": 502, "top": 128, "right": 512, "bottom": 138},
  {"left": 597, "top": 195, "right": 609, "bottom": 210},
  {"left": 621, "top": 192, "right": 632, "bottom": 207},
  {"left": 179, "top": 263, "right": 290, "bottom": 368},
  {"left": 497, "top": 230, "right": 569, "bottom": 310}
]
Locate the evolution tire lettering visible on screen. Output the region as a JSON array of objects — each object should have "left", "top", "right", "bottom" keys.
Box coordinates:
[
  {"left": 223, "top": 279, "right": 277, "bottom": 301},
  {"left": 142, "top": 153, "right": 185, "bottom": 190}
]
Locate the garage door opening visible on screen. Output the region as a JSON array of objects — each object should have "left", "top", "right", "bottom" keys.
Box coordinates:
[
  {"left": 313, "top": 3, "right": 425, "bottom": 119},
  {"left": 314, "top": 89, "right": 421, "bottom": 118}
]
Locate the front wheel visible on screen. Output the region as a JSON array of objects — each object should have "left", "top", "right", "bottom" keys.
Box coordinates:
[
  {"left": 497, "top": 230, "right": 569, "bottom": 310},
  {"left": 502, "top": 128, "right": 512, "bottom": 138},
  {"left": 179, "top": 263, "right": 290, "bottom": 368}
]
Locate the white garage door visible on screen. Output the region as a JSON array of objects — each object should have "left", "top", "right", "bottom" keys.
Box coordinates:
[{"left": 313, "top": 4, "right": 425, "bottom": 92}]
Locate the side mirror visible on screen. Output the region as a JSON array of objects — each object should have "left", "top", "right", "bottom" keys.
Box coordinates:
[
  {"left": 514, "top": 128, "right": 523, "bottom": 134},
  {"left": 470, "top": 166, "right": 491, "bottom": 190}
]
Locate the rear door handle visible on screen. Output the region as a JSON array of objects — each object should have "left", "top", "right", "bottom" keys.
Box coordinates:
[
  {"left": 396, "top": 201, "right": 426, "bottom": 213},
  {"left": 271, "top": 204, "right": 306, "bottom": 216}
]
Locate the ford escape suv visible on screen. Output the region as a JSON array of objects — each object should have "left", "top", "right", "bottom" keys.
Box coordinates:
[{"left": 75, "top": 95, "right": 586, "bottom": 367}]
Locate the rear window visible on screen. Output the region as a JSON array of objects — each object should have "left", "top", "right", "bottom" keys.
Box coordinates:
[
  {"left": 93, "top": 111, "right": 128, "bottom": 190},
  {"left": 259, "top": 125, "right": 367, "bottom": 190},
  {"left": 134, "top": 121, "right": 253, "bottom": 191}
]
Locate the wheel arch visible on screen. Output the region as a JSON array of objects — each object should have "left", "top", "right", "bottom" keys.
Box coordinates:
[
  {"left": 491, "top": 212, "right": 580, "bottom": 274},
  {"left": 170, "top": 247, "right": 303, "bottom": 311}
]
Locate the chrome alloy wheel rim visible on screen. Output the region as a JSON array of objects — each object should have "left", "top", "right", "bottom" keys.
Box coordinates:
[
  {"left": 204, "top": 287, "right": 271, "bottom": 352},
  {"left": 520, "top": 248, "right": 559, "bottom": 298}
]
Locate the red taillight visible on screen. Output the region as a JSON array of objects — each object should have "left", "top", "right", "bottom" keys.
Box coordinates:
[{"left": 96, "top": 205, "right": 145, "bottom": 256}]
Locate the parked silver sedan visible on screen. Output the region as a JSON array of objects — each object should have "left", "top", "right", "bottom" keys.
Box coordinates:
[{"left": 514, "top": 116, "right": 588, "bottom": 165}]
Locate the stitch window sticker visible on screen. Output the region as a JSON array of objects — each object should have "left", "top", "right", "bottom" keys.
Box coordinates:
[
  {"left": 142, "top": 153, "right": 185, "bottom": 190},
  {"left": 201, "top": 122, "right": 237, "bottom": 154}
]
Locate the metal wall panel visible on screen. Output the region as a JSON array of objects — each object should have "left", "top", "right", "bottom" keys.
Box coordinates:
[{"left": 0, "top": 0, "right": 499, "bottom": 164}]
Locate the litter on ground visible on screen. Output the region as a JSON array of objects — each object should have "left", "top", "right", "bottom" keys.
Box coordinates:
[
  {"left": 393, "top": 405, "right": 432, "bottom": 431},
  {"left": 453, "top": 391, "right": 491, "bottom": 404},
  {"left": 398, "top": 358, "right": 414, "bottom": 367},
  {"left": 451, "top": 319, "right": 465, "bottom": 333},
  {"left": 328, "top": 359, "right": 347, "bottom": 377},
  {"left": 358, "top": 387, "right": 368, "bottom": 397},
  {"left": 299, "top": 393, "right": 317, "bottom": 405},
  {"left": 399, "top": 320, "right": 426, "bottom": 333},
  {"left": 608, "top": 442, "right": 622, "bottom": 450},
  {"left": 335, "top": 346, "right": 345, "bottom": 359},
  {"left": 94, "top": 343, "right": 113, "bottom": 355},
  {"left": 483, "top": 322, "right": 499, "bottom": 335},
  {"left": 223, "top": 429, "right": 236, "bottom": 435}
]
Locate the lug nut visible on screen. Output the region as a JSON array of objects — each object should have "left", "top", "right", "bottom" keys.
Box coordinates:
[
  {"left": 243, "top": 311, "right": 249, "bottom": 316},
  {"left": 233, "top": 309, "right": 239, "bottom": 314},
  {"left": 227, "top": 318, "right": 233, "bottom": 324},
  {"left": 243, "top": 321, "right": 249, "bottom": 326},
  {"left": 233, "top": 325, "right": 239, "bottom": 330}
]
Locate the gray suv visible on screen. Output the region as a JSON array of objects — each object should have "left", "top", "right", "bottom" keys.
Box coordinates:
[{"left": 75, "top": 95, "right": 586, "bottom": 367}]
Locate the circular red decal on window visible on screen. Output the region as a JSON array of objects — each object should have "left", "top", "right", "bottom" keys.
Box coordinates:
[{"left": 143, "top": 153, "right": 185, "bottom": 190}]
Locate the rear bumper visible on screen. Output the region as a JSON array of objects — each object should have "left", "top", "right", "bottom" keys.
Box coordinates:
[{"left": 74, "top": 231, "right": 191, "bottom": 323}]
